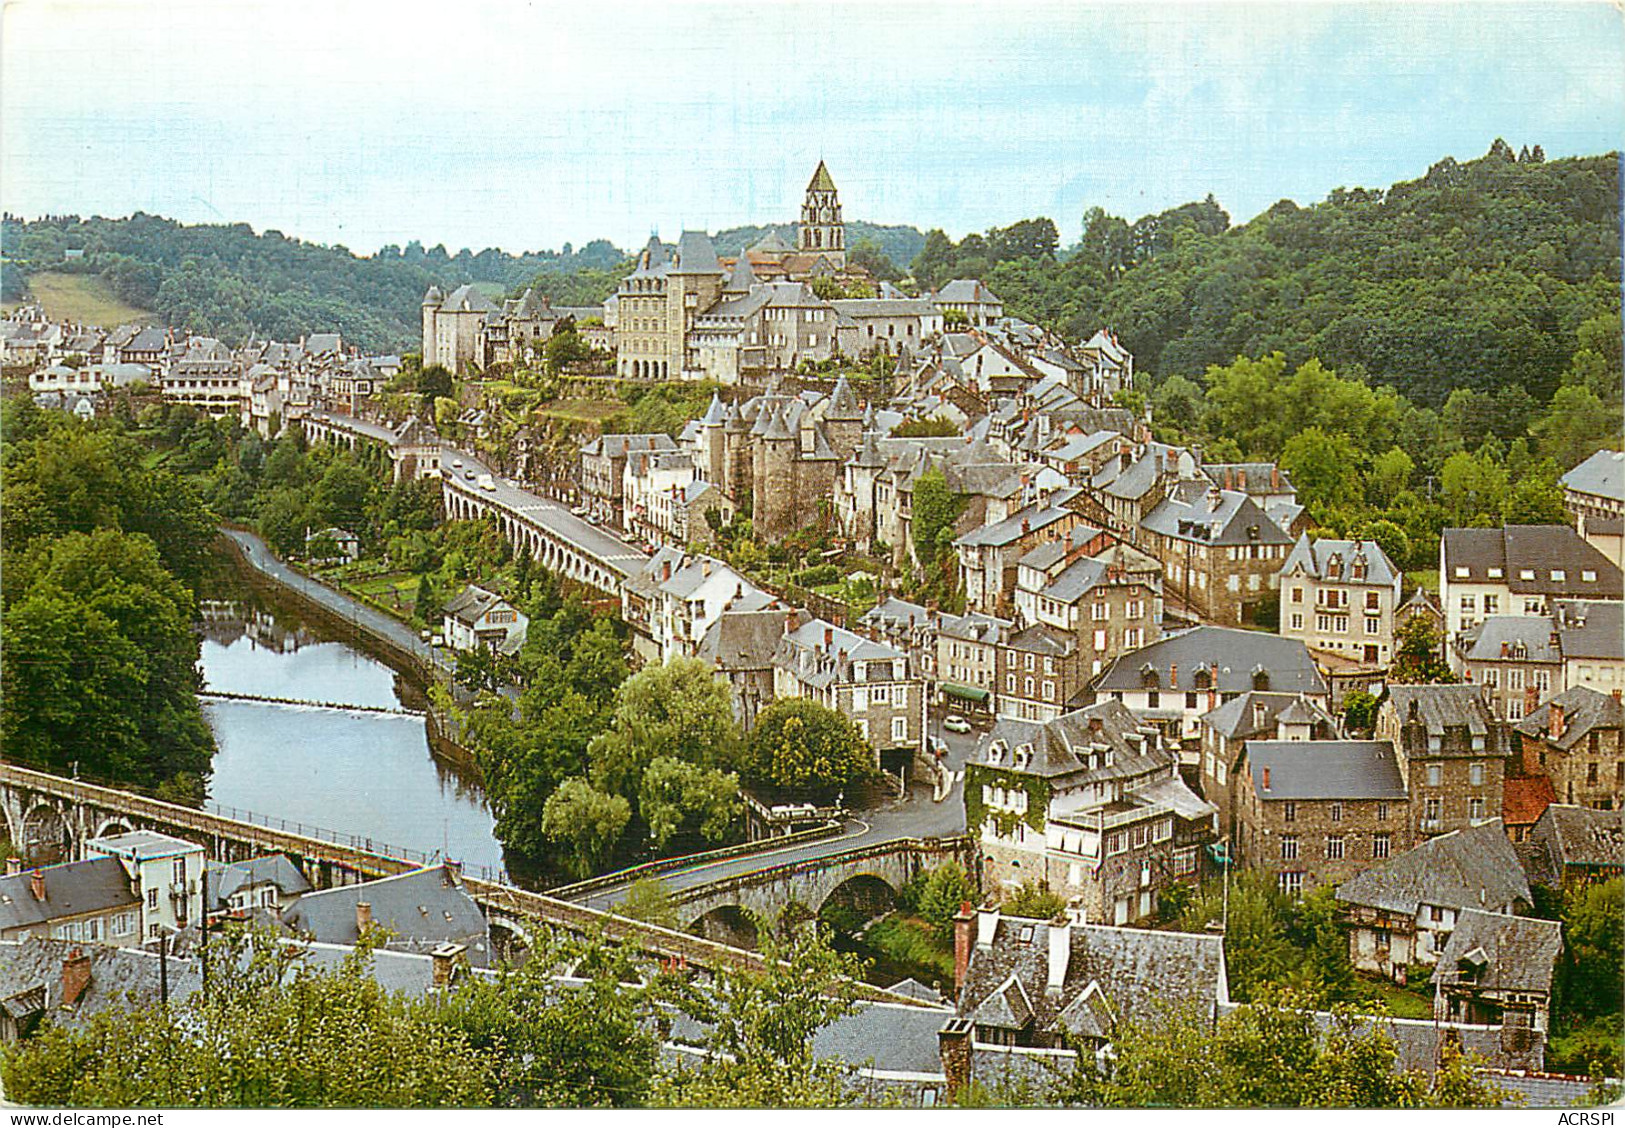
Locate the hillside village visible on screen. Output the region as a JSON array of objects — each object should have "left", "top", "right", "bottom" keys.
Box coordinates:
[{"left": 1, "top": 163, "right": 1621, "bottom": 1109}]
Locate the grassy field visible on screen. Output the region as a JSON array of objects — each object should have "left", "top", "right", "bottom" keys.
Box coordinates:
[
  {"left": 4, "top": 272, "right": 157, "bottom": 328},
  {"left": 1358, "top": 974, "right": 1434, "bottom": 1019},
  {"left": 541, "top": 398, "right": 623, "bottom": 425}
]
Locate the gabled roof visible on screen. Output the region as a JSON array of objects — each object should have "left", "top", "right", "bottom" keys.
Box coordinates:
[
  {"left": 671, "top": 231, "right": 722, "bottom": 275},
  {"left": 1554, "top": 600, "right": 1624, "bottom": 661},
  {"left": 281, "top": 865, "right": 490, "bottom": 966},
  {"left": 1442, "top": 525, "right": 1623, "bottom": 598},
  {"left": 936, "top": 279, "right": 1001, "bottom": 304},
  {"left": 1200, "top": 691, "right": 1338, "bottom": 741},
  {"left": 0, "top": 857, "right": 137, "bottom": 933},
  {"left": 1533, "top": 803, "right": 1624, "bottom": 870},
  {"left": 1434, "top": 908, "right": 1562, "bottom": 995},
  {"left": 1385, "top": 683, "right": 1498, "bottom": 739},
  {"left": 1337, "top": 820, "right": 1531, "bottom": 917},
  {"left": 1245, "top": 740, "right": 1407, "bottom": 801},
  {"left": 1517, "top": 685, "right": 1625, "bottom": 751},
  {"left": 441, "top": 584, "right": 516, "bottom": 627},
  {"left": 1280, "top": 534, "right": 1399, "bottom": 586},
  {"left": 973, "top": 699, "right": 1173, "bottom": 782},
  {"left": 1095, "top": 627, "right": 1327, "bottom": 696},
  {"left": 205, "top": 855, "right": 312, "bottom": 910},
  {"left": 1143, "top": 481, "right": 1292, "bottom": 547},
  {"left": 698, "top": 609, "right": 790, "bottom": 671}
]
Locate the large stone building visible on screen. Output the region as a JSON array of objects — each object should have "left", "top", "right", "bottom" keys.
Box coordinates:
[
  {"left": 1376, "top": 684, "right": 1516, "bottom": 839},
  {"left": 1278, "top": 535, "right": 1402, "bottom": 667}
]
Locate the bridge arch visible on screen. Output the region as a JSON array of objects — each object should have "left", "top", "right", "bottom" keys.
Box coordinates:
[
  {"left": 689, "top": 904, "right": 759, "bottom": 950},
  {"left": 94, "top": 817, "right": 135, "bottom": 839},
  {"left": 20, "top": 802, "right": 72, "bottom": 865},
  {"left": 817, "top": 872, "right": 898, "bottom": 924}
]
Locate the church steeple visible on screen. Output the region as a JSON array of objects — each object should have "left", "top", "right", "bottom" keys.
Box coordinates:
[{"left": 798, "top": 160, "right": 846, "bottom": 267}]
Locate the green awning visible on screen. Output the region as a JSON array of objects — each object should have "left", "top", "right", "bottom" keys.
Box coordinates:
[{"left": 940, "top": 681, "right": 991, "bottom": 703}]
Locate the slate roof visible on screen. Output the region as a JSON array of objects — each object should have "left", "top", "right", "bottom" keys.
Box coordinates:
[
  {"left": 204, "top": 855, "right": 312, "bottom": 911},
  {"left": 860, "top": 596, "right": 932, "bottom": 635},
  {"left": 974, "top": 700, "right": 1174, "bottom": 783},
  {"left": 1441, "top": 526, "right": 1623, "bottom": 598},
  {"left": 698, "top": 609, "right": 791, "bottom": 671},
  {"left": 1279, "top": 534, "right": 1399, "bottom": 587},
  {"left": 1095, "top": 626, "right": 1327, "bottom": 697},
  {"left": 672, "top": 230, "right": 722, "bottom": 275},
  {"left": 937, "top": 610, "right": 1010, "bottom": 645},
  {"left": 1553, "top": 600, "right": 1624, "bottom": 661},
  {"left": 1560, "top": 448, "right": 1624, "bottom": 501},
  {"left": 1464, "top": 617, "right": 1562, "bottom": 664},
  {"left": 807, "top": 160, "right": 838, "bottom": 192},
  {"left": 580, "top": 432, "right": 678, "bottom": 459},
  {"left": 437, "top": 284, "right": 496, "bottom": 314},
  {"left": 441, "top": 584, "right": 515, "bottom": 628},
  {"left": 1336, "top": 820, "right": 1532, "bottom": 917},
  {"left": 953, "top": 503, "right": 1072, "bottom": 548},
  {"left": 776, "top": 618, "right": 908, "bottom": 690},
  {"left": 1002, "top": 622, "right": 1077, "bottom": 658},
  {"left": 1143, "top": 481, "right": 1293, "bottom": 547},
  {"left": 1245, "top": 740, "right": 1408, "bottom": 801},
  {"left": 1386, "top": 683, "right": 1499, "bottom": 739},
  {"left": 1531, "top": 804, "right": 1624, "bottom": 871},
  {"left": 0, "top": 857, "right": 137, "bottom": 933},
  {"left": 280, "top": 865, "right": 491, "bottom": 966},
  {"left": 936, "top": 279, "right": 1002, "bottom": 305},
  {"left": 957, "top": 917, "right": 1226, "bottom": 1035},
  {"left": 1200, "top": 692, "right": 1339, "bottom": 741},
  {"left": 1434, "top": 908, "right": 1563, "bottom": 995},
  {"left": 1514, "top": 686, "right": 1624, "bottom": 751}
]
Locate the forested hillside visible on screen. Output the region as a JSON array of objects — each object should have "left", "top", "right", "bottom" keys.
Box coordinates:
[{"left": 921, "top": 143, "right": 1621, "bottom": 409}]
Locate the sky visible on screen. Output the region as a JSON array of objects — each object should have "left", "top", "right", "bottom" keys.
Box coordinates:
[{"left": 2, "top": 0, "right": 1622, "bottom": 257}]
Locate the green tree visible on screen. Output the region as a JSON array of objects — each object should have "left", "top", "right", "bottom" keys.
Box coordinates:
[
  {"left": 614, "top": 878, "right": 680, "bottom": 929},
  {"left": 1343, "top": 690, "right": 1379, "bottom": 733},
  {"left": 541, "top": 777, "right": 631, "bottom": 878},
  {"left": 637, "top": 756, "right": 742, "bottom": 851},
  {"left": 1390, "top": 616, "right": 1455, "bottom": 685},
  {"left": 744, "top": 697, "right": 877, "bottom": 794},
  {"left": 911, "top": 464, "right": 965, "bottom": 566},
  {"left": 1000, "top": 881, "right": 1066, "bottom": 920},
  {"left": 914, "top": 862, "right": 975, "bottom": 931},
  {"left": 652, "top": 921, "right": 866, "bottom": 1108},
  {"left": 1280, "top": 427, "right": 1363, "bottom": 511},
  {"left": 588, "top": 657, "right": 742, "bottom": 801}
]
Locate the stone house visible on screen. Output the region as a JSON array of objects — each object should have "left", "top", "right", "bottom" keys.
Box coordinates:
[
  {"left": 858, "top": 597, "right": 937, "bottom": 682},
  {"left": 697, "top": 608, "right": 792, "bottom": 732},
  {"left": 1092, "top": 626, "right": 1330, "bottom": 750},
  {"left": 1336, "top": 819, "right": 1531, "bottom": 982},
  {"left": 1459, "top": 617, "right": 1564, "bottom": 722},
  {"left": 937, "top": 610, "right": 1010, "bottom": 716},
  {"left": 1520, "top": 804, "right": 1624, "bottom": 891},
  {"left": 931, "top": 279, "right": 1005, "bottom": 328},
  {"left": 578, "top": 433, "right": 677, "bottom": 529},
  {"left": 948, "top": 909, "right": 1226, "bottom": 1054},
  {"left": 203, "top": 855, "right": 312, "bottom": 920},
  {"left": 419, "top": 284, "right": 494, "bottom": 374},
  {"left": 967, "top": 701, "right": 1214, "bottom": 924},
  {"left": 773, "top": 618, "right": 926, "bottom": 778},
  {"left": 995, "top": 623, "right": 1085, "bottom": 723},
  {"left": 620, "top": 548, "right": 777, "bottom": 666},
  {"left": 1197, "top": 691, "right": 1340, "bottom": 845},
  {"left": 1377, "top": 684, "right": 1515, "bottom": 839},
  {"left": 954, "top": 503, "right": 1084, "bottom": 615},
  {"left": 1140, "top": 479, "right": 1294, "bottom": 626},
  {"left": 1278, "top": 535, "right": 1402, "bottom": 666},
  {"left": 1554, "top": 600, "right": 1625, "bottom": 699},
  {"left": 1235, "top": 740, "right": 1410, "bottom": 897},
  {"left": 1013, "top": 536, "right": 1162, "bottom": 681},
  {"left": 1433, "top": 908, "right": 1562, "bottom": 1048},
  {"left": 1438, "top": 525, "right": 1622, "bottom": 654},
  {"left": 1513, "top": 687, "right": 1625, "bottom": 812}
]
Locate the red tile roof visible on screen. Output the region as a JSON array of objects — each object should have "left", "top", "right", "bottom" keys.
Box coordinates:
[{"left": 1503, "top": 775, "right": 1557, "bottom": 828}]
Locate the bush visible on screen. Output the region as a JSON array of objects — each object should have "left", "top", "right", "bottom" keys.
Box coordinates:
[
  {"left": 792, "top": 563, "right": 840, "bottom": 587},
  {"left": 1000, "top": 881, "right": 1066, "bottom": 920}
]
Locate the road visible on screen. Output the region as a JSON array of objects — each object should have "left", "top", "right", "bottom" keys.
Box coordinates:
[
  {"left": 575, "top": 710, "right": 983, "bottom": 912},
  {"left": 221, "top": 527, "right": 451, "bottom": 676}
]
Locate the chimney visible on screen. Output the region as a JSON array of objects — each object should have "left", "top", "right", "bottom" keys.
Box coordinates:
[
  {"left": 976, "top": 902, "right": 1001, "bottom": 950},
  {"left": 431, "top": 942, "right": 466, "bottom": 988},
  {"left": 29, "top": 870, "right": 45, "bottom": 902},
  {"left": 824, "top": 626, "right": 834, "bottom": 649},
  {"left": 785, "top": 610, "right": 799, "bottom": 635},
  {"left": 355, "top": 900, "right": 373, "bottom": 934},
  {"left": 60, "top": 948, "right": 92, "bottom": 1007},
  {"left": 4, "top": 856, "right": 21, "bottom": 877},
  {"left": 1550, "top": 703, "right": 1566, "bottom": 740},
  {"left": 662, "top": 559, "right": 672, "bottom": 582},
  {"left": 1262, "top": 766, "right": 1271, "bottom": 792},
  {"left": 1022, "top": 518, "right": 1031, "bottom": 536},
  {"left": 1169, "top": 663, "right": 1178, "bottom": 690},
  {"left": 1047, "top": 914, "right": 1072, "bottom": 995},
  {"left": 702, "top": 558, "right": 712, "bottom": 578},
  {"left": 938, "top": 1018, "right": 974, "bottom": 1099},
  {"left": 1272, "top": 466, "right": 1281, "bottom": 490},
  {"left": 953, "top": 901, "right": 976, "bottom": 989}
]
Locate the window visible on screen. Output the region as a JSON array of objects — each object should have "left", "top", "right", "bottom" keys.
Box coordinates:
[
  {"left": 1290, "top": 613, "right": 1303, "bottom": 630},
  {"left": 1326, "top": 835, "right": 1345, "bottom": 860},
  {"left": 1519, "top": 569, "right": 1536, "bottom": 581},
  {"left": 1283, "top": 802, "right": 1297, "bottom": 823},
  {"left": 1469, "top": 797, "right": 1485, "bottom": 821},
  {"left": 1377, "top": 802, "right": 1389, "bottom": 822},
  {"left": 1587, "top": 763, "right": 1599, "bottom": 785},
  {"left": 1424, "top": 797, "right": 1442, "bottom": 821},
  {"left": 1279, "top": 871, "right": 1304, "bottom": 897},
  {"left": 1427, "top": 764, "right": 1441, "bottom": 787},
  {"left": 1329, "top": 802, "right": 1344, "bottom": 822},
  {"left": 1454, "top": 567, "right": 1470, "bottom": 579},
  {"left": 1006, "top": 674, "right": 1016, "bottom": 691},
  {"left": 1509, "top": 669, "right": 1524, "bottom": 691},
  {"left": 1025, "top": 653, "right": 1035, "bottom": 671},
  {"left": 1551, "top": 569, "right": 1566, "bottom": 583},
  {"left": 1487, "top": 567, "right": 1503, "bottom": 579},
  {"left": 1093, "top": 629, "right": 1107, "bottom": 650},
  {"left": 1108, "top": 832, "right": 1126, "bottom": 855},
  {"left": 113, "top": 910, "right": 136, "bottom": 937},
  {"left": 1043, "top": 681, "right": 1055, "bottom": 701},
  {"left": 1280, "top": 835, "right": 1299, "bottom": 860},
  {"left": 147, "top": 888, "right": 158, "bottom": 910},
  {"left": 1147, "top": 690, "right": 1160, "bottom": 708},
  {"left": 1025, "top": 676, "right": 1035, "bottom": 697},
  {"left": 1583, "top": 569, "right": 1598, "bottom": 583},
  {"left": 1460, "top": 595, "right": 1475, "bottom": 615},
  {"left": 1044, "top": 657, "right": 1056, "bottom": 675},
  {"left": 1373, "top": 833, "right": 1391, "bottom": 859},
  {"left": 1154, "top": 818, "right": 1173, "bottom": 842},
  {"left": 173, "top": 857, "right": 187, "bottom": 884},
  {"left": 1469, "top": 762, "right": 1484, "bottom": 786},
  {"left": 1365, "top": 617, "right": 1380, "bottom": 635},
  {"left": 1484, "top": 595, "right": 1499, "bottom": 615},
  {"left": 892, "top": 716, "right": 908, "bottom": 743},
  {"left": 1292, "top": 587, "right": 1304, "bottom": 603},
  {"left": 1091, "top": 602, "right": 1108, "bottom": 621},
  {"left": 870, "top": 684, "right": 890, "bottom": 706}
]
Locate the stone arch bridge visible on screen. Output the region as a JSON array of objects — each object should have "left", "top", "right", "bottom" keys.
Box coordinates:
[
  {"left": 0, "top": 764, "right": 932, "bottom": 1005},
  {"left": 676, "top": 836, "right": 974, "bottom": 948}
]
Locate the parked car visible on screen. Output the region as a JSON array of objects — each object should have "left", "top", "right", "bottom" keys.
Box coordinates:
[
  {"left": 570, "top": 506, "right": 589, "bottom": 517},
  {"left": 943, "top": 714, "right": 972, "bottom": 734}
]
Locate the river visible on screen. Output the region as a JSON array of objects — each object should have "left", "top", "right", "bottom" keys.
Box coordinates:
[{"left": 195, "top": 560, "right": 507, "bottom": 877}]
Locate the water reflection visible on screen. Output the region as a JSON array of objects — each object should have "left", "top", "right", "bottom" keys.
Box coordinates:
[{"left": 196, "top": 576, "right": 505, "bottom": 874}]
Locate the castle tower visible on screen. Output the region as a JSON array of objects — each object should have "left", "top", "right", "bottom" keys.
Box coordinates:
[
  {"left": 700, "top": 392, "right": 727, "bottom": 484},
  {"left": 421, "top": 286, "right": 444, "bottom": 368},
  {"left": 723, "top": 404, "right": 750, "bottom": 500},
  {"left": 760, "top": 403, "right": 799, "bottom": 536},
  {"left": 668, "top": 231, "right": 725, "bottom": 377},
  {"left": 798, "top": 161, "right": 845, "bottom": 268},
  {"left": 822, "top": 374, "right": 864, "bottom": 458}
]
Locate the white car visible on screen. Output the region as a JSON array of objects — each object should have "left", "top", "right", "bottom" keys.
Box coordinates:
[
  {"left": 943, "top": 714, "right": 972, "bottom": 734},
  {"left": 570, "top": 506, "right": 589, "bottom": 518}
]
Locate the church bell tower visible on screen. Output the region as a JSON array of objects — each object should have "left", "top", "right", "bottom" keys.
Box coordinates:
[{"left": 798, "top": 160, "right": 846, "bottom": 268}]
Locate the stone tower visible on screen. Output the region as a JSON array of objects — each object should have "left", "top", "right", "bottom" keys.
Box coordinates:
[
  {"left": 667, "top": 231, "right": 725, "bottom": 378},
  {"left": 822, "top": 375, "right": 864, "bottom": 458},
  {"left": 421, "top": 286, "right": 443, "bottom": 368},
  {"left": 798, "top": 161, "right": 845, "bottom": 267},
  {"left": 760, "top": 404, "right": 798, "bottom": 536}
]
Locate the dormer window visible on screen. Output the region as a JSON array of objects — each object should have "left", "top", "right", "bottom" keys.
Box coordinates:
[
  {"left": 1519, "top": 569, "right": 1535, "bottom": 581},
  {"left": 1583, "top": 570, "right": 1598, "bottom": 582},
  {"left": 1454, "top": 566, "right": 1470, "bottom": 579},
  {"left": 1551, "top": 569, "right": 1566, "bottom": 583},
  {"left": 1488, "top": 567, "right": 1503, "bottom": 579}
]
